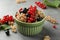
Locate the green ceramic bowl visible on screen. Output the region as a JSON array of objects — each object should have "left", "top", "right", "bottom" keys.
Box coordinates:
[{"left": 15, "top": 15, "right": 46, "bottom": 36}]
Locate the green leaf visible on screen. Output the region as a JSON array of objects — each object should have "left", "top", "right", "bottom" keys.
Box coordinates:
[
  {"left": 44, "top": 0, "right": 60, "bottom": 8},
  {"left": 1, "top": 24, "right": 11, "bottom": 30}
]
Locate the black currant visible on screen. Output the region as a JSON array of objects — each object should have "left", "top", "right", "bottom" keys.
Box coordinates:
[
  {"left": 4, "top": 29, "right": 10, "bottom": 36},
  {"left": 22, "top": 8, "right": 28, "bottom": 13},
  {"left": 26, "top": 13, "right": 30, "bottom": 17},
  {"left": 37, "top": 17, "right": 43, "bottom": 21}
]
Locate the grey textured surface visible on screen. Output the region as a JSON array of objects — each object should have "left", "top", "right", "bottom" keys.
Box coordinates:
[{"left": 0, "top": 0, "right": 60, "bottom": 40}]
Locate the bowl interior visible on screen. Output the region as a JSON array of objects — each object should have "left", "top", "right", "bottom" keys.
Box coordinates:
[{"left": 14, "top": 10, "right": 46, "bottom": 25}]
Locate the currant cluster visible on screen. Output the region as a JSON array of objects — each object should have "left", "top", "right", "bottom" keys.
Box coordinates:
[
  {"left": 16, "top": 5, "right": 43, "bottom": 23},
  {"left": 27, "top": 5, "right": 37, "bottom": 23},
  {"left": 0, "top": 15, "right": 14, "bottom": 24},
  {"left": 35, "top": 1, "right": 46, "bottom": 9}
]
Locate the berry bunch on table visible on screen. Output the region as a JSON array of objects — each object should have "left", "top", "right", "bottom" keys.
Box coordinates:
[{"left": 0, "top": 15, "right": 17, "bottom": 36}]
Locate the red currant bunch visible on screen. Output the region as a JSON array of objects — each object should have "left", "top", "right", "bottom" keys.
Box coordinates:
[
  {"left": 0, "top": 15, "right": 14, "bottom": 24},
  {"left": 27, "top": 5, "right": 37, "bottom": 23},
  {"left": 35, "top": 1, "right": 46, "bottom": 9}
]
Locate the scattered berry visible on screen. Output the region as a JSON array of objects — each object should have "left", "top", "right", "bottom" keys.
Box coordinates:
[
  {"left": 53, "top": 25, "right": 56, "bottom": 29},
  {"left": 4, "top": 29, "right": 10, "bottom": 36}
]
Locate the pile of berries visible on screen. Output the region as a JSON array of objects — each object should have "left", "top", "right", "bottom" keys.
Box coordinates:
[
  {"left": 15, "top": 5, "right": 43, "bottom": 23},
  {"left": 0, "top": 15, "right": 14, "bottom": 25}
]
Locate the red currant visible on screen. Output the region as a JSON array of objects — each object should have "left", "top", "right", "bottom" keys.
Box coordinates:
[
  {"left": 33, "top": 6, "right": 37, "bottom": 9},
  {"left": 9, "top": 16, "right": 14, "bottom": 21},
  {"left": 40, "top": 4, "right": 46, "bottom": 9},
  {"left": 35, "top": 2, "right": 41, "bottom": 5},
  {"left": 29, "top": 5, "right": 33, "bottom": 9},
  {"left": 0, "top": 19, "right": 1, "bottom": 22},
  {"left": 1, "top": 19, "right": 6, "bottom": 24},
  {"left": 3, "top": 16, "right": 8, "bottom": 22},
  {"left": 35, "top": 2, "right": 46, "bottom": 9},
  {"left": 3, "top": 16, "right": 7, "bottom": 19},
  {"left": 33, "top": 9, "right": 36, "bottom": 13},
  {"left": 3, "top": 18, "right": 8, "bottom": 22},
  {"left": 27, "top": 20, "right": 31, "bottom": 23},
  {"left": 6, "top": 15, "right": 9, "bottom": 18},
  {"left": 28, "top": 11, "right": 33, "bottom": 15},
  {"left": 29, "top": 17, "right": 34, "bottom": 22},
  {"left": 30, "top": 15, "right": 35, "bottom": 18},
  {"left": 33, "top": 19, "right": 36, "bottom": 22},
  {"left": 29, "top": 8, "right": 33, "bottom": 12},
  {"left": 19, "top": 8, "right": 23, "bottom": 12},
  {"left": 53, "top": 25, "right": 56, "bottom": 29}
]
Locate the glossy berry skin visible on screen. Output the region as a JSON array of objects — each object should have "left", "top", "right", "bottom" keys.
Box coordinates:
[
  {"left": 26, "top": 13, "right": 30, "bottom": 17},
  {"left": 0, "top": 15, "right": 8, "bottom": 24},
  {"left": 4, "top": 29, "right": 10, "bottom": 36},
  {"left": 28, "top": 10, "right": 35, "bottom": 15},
  {"left": 37, "top": 17, "right": 43, "bottom": 21},
  {"left": 29, "top": 5, "right": 33, "bottom": 9},
  {"left": 39, "top": 4, "right": 46, "bottom": 9},
  {"left": 0, "top": 15, "right": 14, "bottom": 24},
  {"left": 19, "top": 8, "right": 23, "bottom": 12},
  {"left": 35, "top": 2, "right": 41, "bottom": 5},
  {"left": 29, "top": 17, "right": 34, "bottom": 22},
  {"left": 27, "top": 5, "right": 37, "bottom": 23},
  {"left": 28, "top": 5, "right": 37, "bottom": 15},
  {"left": 28, "top": 11, "right": 33, "bottom": 15},
  {"left": 35, "top": 2, "right": 46, "bottom": 9},
  {"left": 1, "top": 19, "right": 6, "bottom": 24},
  {"left": 53, "top": 25, "right": 56, "bottom": 29},
  {"left": 27, "top": 20, "right": 31, "bottom": 23},
  {"left": 3, "top": 15, "right": 9, "bottom": 22},
  {"left": 9, "top": 16, "right": 14, "bottom": 22},
  {"left": 37, "top": 17, "right": 40, "bottom": 21},
  {"left": 3, "top": 18, "right": 8, "bottom": 22},
  {"left": 30, "top": 15, "right": 35, "bottom": 19},
  {"left": 33, "top": 6, "right": 37, "bottom": 9},
  {"left": 22, "top": 8, "right": 28, "bottom": 13}
]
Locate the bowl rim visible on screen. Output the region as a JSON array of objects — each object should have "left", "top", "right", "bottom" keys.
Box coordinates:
[{"left": 14, "top": 16, "right": 46, "bottom": 24}]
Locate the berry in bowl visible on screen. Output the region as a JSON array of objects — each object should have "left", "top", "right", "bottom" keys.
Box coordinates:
[{"left": 15, "top": 5, "right": 46, "bottom": 36}]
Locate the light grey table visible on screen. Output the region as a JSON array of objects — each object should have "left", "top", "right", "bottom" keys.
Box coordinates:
[{"left": 0, "top": 0, "right": 60, "bottom": 40}]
